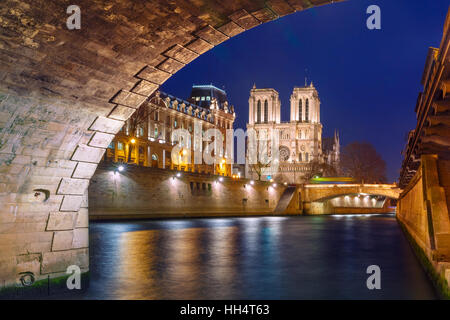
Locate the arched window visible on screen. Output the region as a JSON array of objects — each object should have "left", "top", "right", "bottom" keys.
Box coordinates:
[
  {"left": 305, "top": 152, "right": 309, "bottom": 162},
  {"left": 264, "top": 100, "right": 268, "bottom": 123},
  {"left": 152, "top": 154, "right": 158, "bottom": 161},
  {"left": 257, "top": 100, "right": 261, "bottom": 123},
  {"left": 298, "top": 99, "right": 302, "bottom": 122},
  {"left": 298, "top": 153, "right": 302, "bottom": 162},
  {"left": 305, "top": 99, "right": 309, "bottom": 122}
]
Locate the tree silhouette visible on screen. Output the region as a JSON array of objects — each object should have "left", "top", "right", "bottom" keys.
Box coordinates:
[
  {"left": 303, "top": 159, "right": 338, "bottom": 182},
  {"left": 340, "top": 141, "right": 387, "bottom": 183}
]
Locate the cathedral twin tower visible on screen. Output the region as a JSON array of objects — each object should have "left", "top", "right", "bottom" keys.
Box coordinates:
[{"left": 246, "top": 82, "right": 339, "bottom": 183}]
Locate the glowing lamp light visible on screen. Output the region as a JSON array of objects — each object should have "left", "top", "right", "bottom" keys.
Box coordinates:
[
  {"left": 272, "top": 183, "right": 277, "bottom": 187},
  {"left": 176, "top": 172, "right": 181, "bottom": 178},
  {"left": 250, "top": 180, "right": 255, "bottom": 185},
  {"left": 284, "top": 182, "right": 288, "bottom": 186},
  {"left": 219, "top": 177, "right": 224, "bottom": 182},
  {"left": 182, "top": 149, "right": 187, "bottom": 156},
  {"left": 221, "top": 159, "right": 226, "bottom": 164},
  {"left": 130, "top": 138, "right": 136, "bottom": 144},
  {"left": 118, "top": 165, "right": 124, "bottom": 172}
]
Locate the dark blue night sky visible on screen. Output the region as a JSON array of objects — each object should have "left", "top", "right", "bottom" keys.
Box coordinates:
[{"left": 161, "top": 0, "right": 450, "bottom": 182}]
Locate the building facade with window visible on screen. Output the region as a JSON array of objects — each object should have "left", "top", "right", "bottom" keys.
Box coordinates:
[
  {"left": 246, "top": 82, "right": 340, "bottom": 183},
  {"left": 104, "top": 84, "right": 235, "bottom": 176}
]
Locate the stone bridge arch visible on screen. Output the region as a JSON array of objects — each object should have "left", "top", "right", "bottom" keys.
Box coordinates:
[
  {"left": 303, "top": 184, "right": 402, "bottom": 203},
  {"left": 301, "top": 184, "right": 402, "bottom": 215},
  {"left": 0, "top": 0, "right": 345, "bottom": 287}
]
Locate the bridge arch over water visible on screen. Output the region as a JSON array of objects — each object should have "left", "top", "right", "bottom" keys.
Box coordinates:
[
  {"left": 0, "top": 0, "right": 348, "bottom": 287},
  {"left": 303, "top": 184, "right": 402, "bottom": 202}
]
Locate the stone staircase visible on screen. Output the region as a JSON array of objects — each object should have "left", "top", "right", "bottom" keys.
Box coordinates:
[{"left": 273, "top": 186, "right": 297, "bottom": 214}]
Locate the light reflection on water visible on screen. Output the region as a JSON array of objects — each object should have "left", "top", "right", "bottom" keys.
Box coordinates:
[{"left": 83, "top": 214, "right": 437, "bottom": 299}]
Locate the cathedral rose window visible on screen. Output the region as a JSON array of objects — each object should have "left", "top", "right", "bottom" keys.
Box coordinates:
[{"left": 279, "top": 146, "right": 290, "bottom": 161}]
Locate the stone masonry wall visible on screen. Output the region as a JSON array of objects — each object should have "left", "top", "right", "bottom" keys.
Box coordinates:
[
  {"left": 89, "top": 164, "right": 285, "bottom": 219},
  {"left": 397, "top": 155, "right": 450, "bottom": 291},
  {"left": 397, "top": 166, "right": 431, "bottom": 252}
]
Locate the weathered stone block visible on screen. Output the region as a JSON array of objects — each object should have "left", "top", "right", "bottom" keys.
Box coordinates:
[
  {"left": 131, "top": 80, "right": 159, "bottom": 97},
  {"left": 308, "top": 0, "right": 331, "bottom": 7},
  {"left": 195, "top": 25, "right": 229, "bottom": 45},
  {"left": 60, "top": 195, "right": 83, "bottom": 212},
  {"left": 163, "top": 44, "right": 199, "bottom": 64},
  {"left": 108, "top": 105, "right": 136, "bottom": 121},
  {"left": 71, "top": 144, "right": 105, "bottom": 163},
  {"left": 111, "top": 90, "right": 146, "bottom": 109},
  {"left": 286, "top": 0, "right": 306, "bottom": 11},
  {"left": 57, "top": 178, "right": 89, "bottom": 195},
  {"left": 80, "top": 190, "right": 89, "bottom": 208},
  {"left": 41, "top": 248, "right": 89, "bottom": 274},
  {"left": 52, "top": 230, "right": 74, "bottom": 251},
  {"left": 88, "top": 131, "right": 115, "bottom": 148},
  {"left": 268, "top": 0, "right": 296, "bottom": 16},
  {"left": 156, "top": 58, "right": 185, "bottom": 74},
  {"left": 72, "top": 228, "right": 88, "bottom": 248},
  {"left": 16, "top": 253, "right": 41, "bottom": 276},
  {"left": 89, "top": 116, "right": 124, "bottom": 134},
  {"left": 186, "top": 38, "right": 214, "bottom": 55},
  {"left": 136, "top": 66, "right": 171, "bottom": 85},
  {"left": 75, "top": 208, "right": 88, "bottom": 228},
  {"left": 46, "top": 212, "right": 76, "bottom": 231},
  {"left": 229, "top": 9, "right": 261, "bottom": 29},
  {"left": 218, "top": 21, "right": 245, "bottom": 37},
  {"left": 72, "top": 162, "right": 98, "bottom": 179},
  {"left": 252, "top": 7, "right": 278, "bottom": 23}
]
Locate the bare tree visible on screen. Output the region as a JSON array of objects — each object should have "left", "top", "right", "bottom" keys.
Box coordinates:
[
  {"left": 247, "top": 157, "right": 272, "bottom": 181},
  {"left": 302, "top": 159, "right": 338, "bottom": 182},
  {"left": 340, "top": 141, "right": 387, "bottom": 183},
  {"left": 246, "top": 137, "right": 273, "bottom": 181}
]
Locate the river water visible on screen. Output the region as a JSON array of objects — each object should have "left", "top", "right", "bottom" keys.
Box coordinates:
[{"left": 80, "top": 214, "right": 436, "bottom": 299}]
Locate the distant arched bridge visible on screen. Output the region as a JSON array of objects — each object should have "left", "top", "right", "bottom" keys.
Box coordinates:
[{"left": 303, "top": 184, "right": 402, "bottom": 203}]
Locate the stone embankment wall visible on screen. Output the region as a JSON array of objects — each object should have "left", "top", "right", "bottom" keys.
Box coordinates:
[
  {"left": 89, "top": 164, "right": 287, "bottom": 219},
  {"left": 397, "top": 155, "right": 450, "bottom": 296}
]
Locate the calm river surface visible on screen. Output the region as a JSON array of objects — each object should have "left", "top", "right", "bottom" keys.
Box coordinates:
[{"left": 80, "top": 214, "right": 436, "bottom": 299}]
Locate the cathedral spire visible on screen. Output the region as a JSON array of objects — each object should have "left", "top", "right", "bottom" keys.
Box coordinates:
[{"left": 304, "top": 68, "right": 308, "bottom": 87}]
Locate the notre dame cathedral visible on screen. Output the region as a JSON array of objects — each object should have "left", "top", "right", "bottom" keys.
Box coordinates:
[{"left": 246, "top": 82, "right": 340, "bottom": 183}]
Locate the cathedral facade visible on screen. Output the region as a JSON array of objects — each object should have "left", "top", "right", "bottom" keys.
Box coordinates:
[{"left": 246, "top": 82, "right": 340, "bottom": 183}]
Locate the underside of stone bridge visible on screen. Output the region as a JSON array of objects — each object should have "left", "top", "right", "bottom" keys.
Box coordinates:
[{"left": 0, "top": 0, "right": 346, "bottom": 287}]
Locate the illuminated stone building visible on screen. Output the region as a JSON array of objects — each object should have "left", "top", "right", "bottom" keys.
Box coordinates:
[
  {"left": 246, "top": 82, "right": 340, "bottom": 183},
  {"left": 104, "top": 84, "right": 235, "bottom": 176}
]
